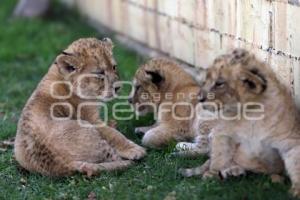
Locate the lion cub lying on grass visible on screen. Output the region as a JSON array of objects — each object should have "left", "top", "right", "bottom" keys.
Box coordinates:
[
  {"left": 129, "top": 58, "right": 214, "bottom": 150},
  {"left": 14, "top": 38, "right": 145, "bottom": 176},
  {"left": 181, "top": 49, "right": 300, "bottom": 197}
]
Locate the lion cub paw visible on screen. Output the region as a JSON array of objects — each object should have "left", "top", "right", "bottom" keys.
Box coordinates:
[
  {"left": 179, "top": 168, "right": 197, "bottom": 177},
  {"left": 202, "top": 171, "right": 218, "bottom": 180},
  {"left": 270, "top": 174, "right": 285, "bottom": 183},
  {"left": 77, "top": 162, "right": 100, "bottom": 177},
  {"left": 119, "top": 144, "right": 146, "bottom": 160},
  {"left": 290, "top": 183, "right": 300, "bottom": 198},
  {"left": 134, "top": 127, "right": 146, "bottom": 138},
  {"left": 220, "top": 165, "right": 245, "bottom": 179}
]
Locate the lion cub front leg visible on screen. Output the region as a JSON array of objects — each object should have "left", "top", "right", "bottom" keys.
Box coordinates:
[
  {"left": 98, "top": 125, "right": 146, "bottom": 160},
  {"left": 279, "top": 146, "right": 300, "bottom": 197},
  {"left": 208, "top": 135, "right": 245, "bottom": 179},
  {"left": 180, "top": 159, "right": 210, "bottom": 177}
]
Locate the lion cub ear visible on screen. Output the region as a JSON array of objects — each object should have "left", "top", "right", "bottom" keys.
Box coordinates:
[
  {"left": 55, "top": 53, "right": 79, "bottom": 76},
  {"left": 240, "top": 68, "right": 267, "bottom": 94},
  {"left": 102, "top": 37, "right": 114, "bottom": 50},
  {"left": 145, "top": 70, "right": 164, "bottom": 87}
]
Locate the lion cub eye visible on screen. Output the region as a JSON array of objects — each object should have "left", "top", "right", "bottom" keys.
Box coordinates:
[
  {"left": 92, "top": 70, "right": 105, "bottom": 77},
  {"left": 112, "top": 65, "right": 117, "bottom": 71},
  {"left": 66, "top": 65, "right": 76, "bottom": 72},
  {"left": 135, "top": 85, "right": 141, "bottom": 91},
  {"left": 214, "top": 78, "right": 226, "bottom": 88},
  {"left": 92, "top": 70, "right": 105, "bottom": 78}
]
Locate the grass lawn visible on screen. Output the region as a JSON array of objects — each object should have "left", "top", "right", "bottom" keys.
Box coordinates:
[{"left": 0, "top": 0, "right": 295, "bottom": 199}]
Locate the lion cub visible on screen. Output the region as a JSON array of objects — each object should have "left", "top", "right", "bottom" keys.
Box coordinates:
[
  {"left": 14, "top": 38, "right": 146, "bottom": 176},
  {"left": 129, "top": 58, "right": 214, "bottom": 150},
  {"left": 181, "top": 49, "right": 300, "bottom": 197}
]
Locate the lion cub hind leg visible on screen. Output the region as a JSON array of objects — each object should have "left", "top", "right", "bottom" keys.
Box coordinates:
[
  {"left": 279, "top": 146, "right": 300, "bottom": 197},
  {"left": 72, "top": 160, "right": 134, "bottom": 177},
  {"left": 99, "top": 126, "right": 146, "bottom": 161}
]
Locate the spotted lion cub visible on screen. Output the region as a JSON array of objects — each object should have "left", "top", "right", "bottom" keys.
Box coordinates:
[
  {"left": 129, "top": 58, "right": 214, "bottom": 150},
  {"left": 181, "top": 49, "right": 300, "bottom": 197},
  {"left": 14, "top": 38, "right": 146, "bottom": 176}
]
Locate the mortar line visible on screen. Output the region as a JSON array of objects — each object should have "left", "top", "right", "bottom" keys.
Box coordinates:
[{"left": 121, "top": 0, "right": 300, "bottom": 61}]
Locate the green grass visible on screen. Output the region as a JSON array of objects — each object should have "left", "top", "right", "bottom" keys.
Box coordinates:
[{"left": 0, "top": 1, "right": 295, "bottom": 199}]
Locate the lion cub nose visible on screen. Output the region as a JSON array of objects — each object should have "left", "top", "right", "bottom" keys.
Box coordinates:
[
  {"left": 128, "top": 98, "right": 133, "bottom": 104},
  {"left": 198, "top": 91, "right": 207, "bottom": 102}
]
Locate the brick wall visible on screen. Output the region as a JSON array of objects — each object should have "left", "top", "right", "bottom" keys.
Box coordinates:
[{"left": 61, "top": 0, "right": 300, "bottom": 105}]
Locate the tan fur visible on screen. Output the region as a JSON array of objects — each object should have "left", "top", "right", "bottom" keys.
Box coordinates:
[
  {"left": 14, "top": 38, "right": 146, "bottom": 177},
  {"left": 130, "top": 58, "right": 214, "bottom": 149},
  {"left": 181, "top": 49, "right": 300, "bottom": 197}
]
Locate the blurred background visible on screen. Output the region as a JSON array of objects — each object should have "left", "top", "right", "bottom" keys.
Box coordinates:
[
  {"left": 59, "top": 0, "right": 300, "bottom": 105},
  {"left": 12, "top": 0, "right": 300, "bottom": 103}
]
